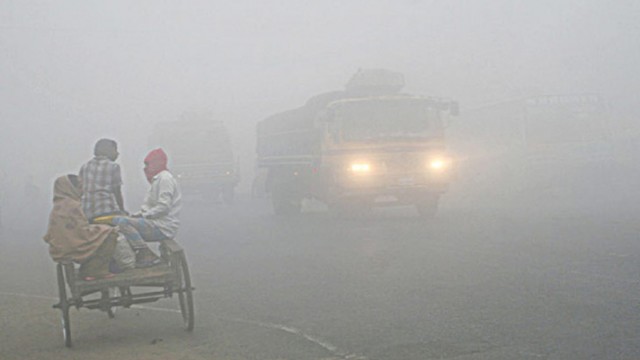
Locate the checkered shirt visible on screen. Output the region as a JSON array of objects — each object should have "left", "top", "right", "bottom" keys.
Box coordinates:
[{"left": 79, "top": 156, "right": 123, "bottom": 220}]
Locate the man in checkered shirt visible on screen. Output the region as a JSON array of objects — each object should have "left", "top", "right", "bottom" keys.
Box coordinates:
[{"left": 79, "top": 139, "right": 126, "bottom": 221}]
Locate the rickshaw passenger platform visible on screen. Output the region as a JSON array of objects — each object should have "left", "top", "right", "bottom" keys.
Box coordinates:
[{"left": 52, "top": 238, "right": 194, "bottom": 347}]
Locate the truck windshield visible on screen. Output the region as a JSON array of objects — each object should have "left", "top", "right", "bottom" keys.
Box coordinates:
[{"left": 333, "top": 99, "right": 442, "bottom": 141}]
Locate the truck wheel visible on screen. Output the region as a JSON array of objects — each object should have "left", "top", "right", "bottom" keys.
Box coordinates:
[
  {"left": 416, "top": 195, "right": 439, "bottom": 218},
  {"left": 251, "top": 179, "right": 261, "bottom": 199},
  {"left": 272, "top": 188, "right": 301, "bottom": 216},
  {"left": 222, "top": 187, "right": 235, "bottom": 205},
  {"left": 203, "top": 189, "right": 221, "bottom": 204}
]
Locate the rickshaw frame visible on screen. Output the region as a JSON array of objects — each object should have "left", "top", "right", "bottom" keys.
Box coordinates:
[{"left": 52, "top": 238, "right": 194, "bottom": 347}]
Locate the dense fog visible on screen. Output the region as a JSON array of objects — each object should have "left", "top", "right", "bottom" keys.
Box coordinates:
[
  {"left": 2, "top": 1, "right": 639, "bottom": 217},
  {"left": 1, "top": 2, "right": 640, "bottom": 359}
]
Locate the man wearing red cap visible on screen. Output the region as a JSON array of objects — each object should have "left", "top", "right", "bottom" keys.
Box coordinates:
[{"left": 111, "top": 148, "right": 182, "bottom": 267}]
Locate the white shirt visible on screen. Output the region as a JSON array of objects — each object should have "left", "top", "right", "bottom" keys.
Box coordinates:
[{"left": 140, "top": 170, "right": 182, "bottom": 238}]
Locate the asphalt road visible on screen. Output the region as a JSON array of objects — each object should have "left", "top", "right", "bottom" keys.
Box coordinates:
[{"left": 1, "top": 192, "right": 640, "bottom": 360}]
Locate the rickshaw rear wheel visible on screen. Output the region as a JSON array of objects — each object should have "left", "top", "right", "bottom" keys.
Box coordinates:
[
  {"left": 56, "top": 264, "right": 72, "bottom": 347},
  {"left": 61, "top": 306, "right": 72, "bottom": 347},
  {"left": 175, "top": 252, "right": 194, "bottom": 331}
]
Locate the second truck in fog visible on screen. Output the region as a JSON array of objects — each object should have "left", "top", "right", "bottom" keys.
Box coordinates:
[
  {"left": 150, "top": 113, "right": 239, "bottom": 203},
  {"left": 257, "top": 69, "right": 458, "bottom": 216}
]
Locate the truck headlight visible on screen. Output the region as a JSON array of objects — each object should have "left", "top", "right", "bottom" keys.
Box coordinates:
[
  {"left": 350, "top": 163, "right": 371, "bottom": 173},
  {"left": 429, "top": 158, "right": 449, "bottom": 171}
]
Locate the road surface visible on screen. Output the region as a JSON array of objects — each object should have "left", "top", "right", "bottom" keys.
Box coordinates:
[{"left": 1, "top": 193, "right": 639, "bottom": 359}]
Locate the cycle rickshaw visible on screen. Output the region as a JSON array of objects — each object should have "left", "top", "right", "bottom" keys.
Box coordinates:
[{"left": 52, "top": 238, "right": 194, "bottom": 347}]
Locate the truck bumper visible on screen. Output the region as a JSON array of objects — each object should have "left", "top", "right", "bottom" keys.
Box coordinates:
[{"left": 332, "top": 182, "right": 448, "bottom": 205}]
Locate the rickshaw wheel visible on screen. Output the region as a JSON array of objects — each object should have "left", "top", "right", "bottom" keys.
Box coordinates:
[
  {"left": 175, "top": 252, "right": 194, "bottom": 331},
  {"left": 61, "top": 307, "right": 72, "bottom": 347},
  {"left": 56, "top": 264, "right": 72, "bottom": 347}
]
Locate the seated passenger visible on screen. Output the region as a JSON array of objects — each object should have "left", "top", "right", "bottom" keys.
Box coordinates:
[
  {"left": 79, "top": 139, "right": 126, "bottom": 222},
  {"left": 43, "top": 175, "right": 117, "bottom": 280},
  {"left": 112, "top": 148, "right": 182, "bottom": 267}
]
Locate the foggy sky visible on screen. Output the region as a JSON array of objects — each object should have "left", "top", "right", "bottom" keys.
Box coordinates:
[{"left": 1, "top": 0, "right": 639, "bottom": 200}]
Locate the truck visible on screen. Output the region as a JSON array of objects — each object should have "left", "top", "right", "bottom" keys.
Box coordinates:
[
  {"left": 452, "top": 94, "right": 615, "bottom": 202},
  {"left": 256, "top": 69, "right": 458, "bottom": 216},
  {"left": 149, "top": 113, "right": 239, "bottom": 204}
]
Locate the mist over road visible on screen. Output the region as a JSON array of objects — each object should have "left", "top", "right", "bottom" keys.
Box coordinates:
[
  {"left": 2, "top": 2, "right": 640, "bottom": 358},
  {"left": 1, "top": 195, "right": 639, "bottom": 360}
]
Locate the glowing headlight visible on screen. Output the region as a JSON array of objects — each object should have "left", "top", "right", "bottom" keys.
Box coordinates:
[
  {"left": 430, "top": 160, "right": 445, "bottom": 169},
  {"left": 429, "top": 158, "right": 449, "bottom": 171},
  {"left": 350, "top": 163, "right": 371, "bottom": 172}
]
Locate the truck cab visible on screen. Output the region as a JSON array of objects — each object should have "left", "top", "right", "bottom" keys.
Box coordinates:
[{"left": 319, "top": 96, "right": 453, "bottom": 213}]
